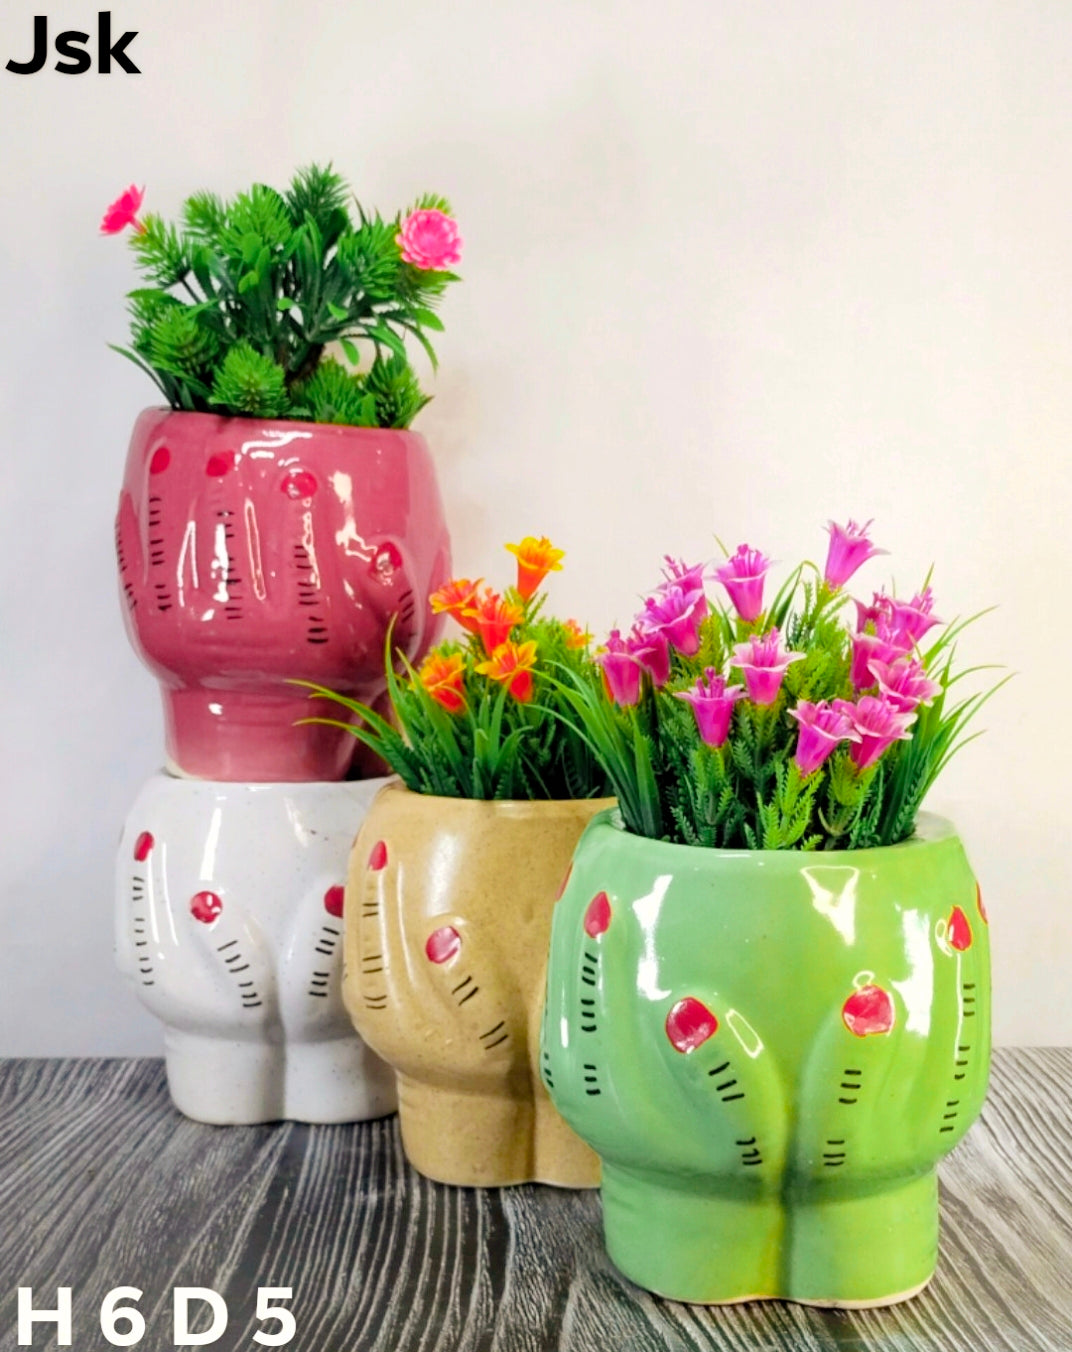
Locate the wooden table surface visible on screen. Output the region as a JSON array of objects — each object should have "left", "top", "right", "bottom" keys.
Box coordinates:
[{"left": 1, "top": 1049, "right": 1070, "bottom": 1351}]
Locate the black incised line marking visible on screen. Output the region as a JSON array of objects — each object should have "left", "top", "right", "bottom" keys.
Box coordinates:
[
  {"left": 839, "top": 1097, "right": 858, "bottom": 1105},
  {"left": 843, "top": 1068, "right": 862, "bottom": 1076},
  {"left": 964, "top": 982, "right": 976, "bottom": 989},
  {"left": 484, "top": 1034, "right": 509, "bottom": 1051},
  {"left": 322, "top": 926, "right": 340, "bottom": 937},
  {"left": 581, "top": 974, "right": 597, "bottom": 987},
  {"left": 315, "top": 946, "right": 334, "bottom": 957},
  {"left": 736, "top": 1137, "right": 756, "bottom": 1146},
  {"left": 480, "top": 1022, "right": 506, "bottom": 1041},
  {"left": 217, "top": 940, "right": 238, "bottom": 952},
  {"left": 707, "top": 1061, "right": 731, "bottom": 1078},
  {"left": 940, "top": 1125, "right": 956, "bottom": 1133},
  {"left": 230, "top": 964, "right": 250, "bottom": 974},
  {"left": 452, "top": 976, "right": 473, "bottom": 994},
  {"left": 721, "top": 1092, "right": 745, "bottom": 1102},
  {"left": 458, "top": 985, "right": 479, "bottom": 1006},
  {"left": 715, "top": 1078, "right": 737, "bottom": 1092},
  {"left": 239, "top": 982, "right": 253, "bottom": 989}
]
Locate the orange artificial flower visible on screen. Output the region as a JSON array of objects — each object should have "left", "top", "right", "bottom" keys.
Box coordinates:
[
  {"left": 429, "top": 577, "right": 483, "bottom": 633},
  {"left": 504, "top": 536, "right": 565, "bottom": 600},
  {"left": 563, "top": 618, "right": 592, "bottom": 649},
  {"left": 418, "top": 651, "right": 467, "bottom": 713},
  {"left": 463, "top": 589, "right": 524, "bottom": 653},
  {"left": 476, "top": 640, "right": 539, "bottom": 703}
]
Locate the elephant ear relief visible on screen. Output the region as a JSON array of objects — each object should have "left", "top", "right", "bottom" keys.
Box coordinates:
[{"left": 543, "top": 520, "right": 1002, "bottom": 1305}]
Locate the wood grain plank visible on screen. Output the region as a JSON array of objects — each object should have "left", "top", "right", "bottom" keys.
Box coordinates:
[{"left": 0, "top": 1052, "right": 1069, "bottom": 1351}]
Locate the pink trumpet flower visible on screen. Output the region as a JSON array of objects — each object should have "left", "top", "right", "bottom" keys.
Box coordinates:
[
  {"left": 597, "top": 630, "right": 643, "bottom": 707},
  {"left": 853, "top": 590, "right": 894, "bottom": 633},
  {"left": 674, "top": 669, "right": 746, "bottom": 748},
  {"left": 100, "top": 184, "right": 145, "bottom": 235},
  {"left": 628, "top": 625, "right": 671, "bottom": 687},
  {"left": 890, "top": 587, "right": 943, "bottom": 644},
  {"left": 834, "top": 695, "right": 916, "bottom": 771},
  {"left": 789, "top": 700, "right": 860, "bottom": 776},
  {"left": 640, "top": 584, "right": 707, "bottom": 656},
  {"left": 715, "top": 544, "right": 772, "bottom": 623},
  {"left": 868, "top": 657, "right": 943, "bottom": 713},
  {"left": 849, "top": 623, "right": 914, "bottom": 690},
  {"left": 731, "top": 628, "right": 805, "bottom": 705},
  {"left": 824, "top": 519, "right": 887, "bottom": 590},
  {"left": 659, "top": 557, "right": 708, "bottom": 595}
]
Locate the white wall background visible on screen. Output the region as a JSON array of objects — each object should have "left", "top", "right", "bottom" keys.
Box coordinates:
[{"left": 0, "top": 0, "right": 1068, "bottom": 1053}]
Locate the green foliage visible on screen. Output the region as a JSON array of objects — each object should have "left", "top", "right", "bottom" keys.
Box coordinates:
[
  {"left": 110, "top": 164, "right": 461, "bottom": 426},
  {"left": 293, "top": 548, "right": 608, "bottom": 802},
  {"left": 299, "top": 618, "right": 606, "bottom": 801}
]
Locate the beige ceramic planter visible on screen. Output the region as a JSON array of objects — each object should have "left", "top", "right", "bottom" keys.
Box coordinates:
[{"left": 343, "top": 781, "right": 611, "bottom": 1187}]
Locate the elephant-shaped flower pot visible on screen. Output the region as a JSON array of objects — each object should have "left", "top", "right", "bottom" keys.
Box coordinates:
[
  {"left": 116, "top": 773, "right": 397, "bottom": 1125},
  {"left": 343, "top": 782, "right": 613, "bottom": 1187},
  {"left": 115, "top": 409, "right": 451, "bottom": 782},
  {"left": 542, "top": 809, "right": 991, "bottom": 1307}
]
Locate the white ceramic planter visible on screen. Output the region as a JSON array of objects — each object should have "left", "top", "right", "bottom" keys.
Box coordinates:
[{"left": 116, "top": 773, "right": 397, "bottom": 1125}]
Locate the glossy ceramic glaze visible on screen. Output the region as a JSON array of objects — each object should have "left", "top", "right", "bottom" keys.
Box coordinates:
[
  {"left": 116, "top": 772, "right": 396, "bottom": 1124},
  {"left": 115, "top": 409, "right": 451, "bottom": 781},
  {"left": 542, "top": 810, "right": 991, "bottom": 1306},
  {"left": 344, "top": 782, "right": 612, "bottom": 1187}
]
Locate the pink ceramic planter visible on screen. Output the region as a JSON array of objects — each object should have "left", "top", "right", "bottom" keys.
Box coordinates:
[{"left": 116, "top": 409, "right": 451, "bottom": 781}]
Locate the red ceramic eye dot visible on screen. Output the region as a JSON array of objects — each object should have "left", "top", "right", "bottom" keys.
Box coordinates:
[
  {"left": 842, "top": 985, "right": 895, "bottom": 1037},
  {"left": 133, "top": 831, "right": 154, "bottom": 862},
  {"left": 372, "top": 542, "right": 403, "bottom": 578},
  {"left": 584, "top": 891, "right": 612, "bottom": 937},
  {"left": 205, "top": 451, "right": 237, "bottom": 477},
  {"left": 190, "top": 891, "right": 223, "bottom": 924},
  {"left": 149, "top": 446, "right": 170, "bottom": 474},
  {"left": 324, "top": 886, "right": 345, "bottom": 918},
  {"left": 947, "top": 906, "right": 973, "bottom": 951},
  {"left": 976, "top": 882, "right": 988, "bottom": 925},
  {"left": 555, "top": 864, "right": 573, "bottom": 901},
  {"left": 368, "top": 840, "right": 388, "bottom": 871},
  {"left": 665, "top": 997, "right": 718, "bottom": 1053},
  {"left": 281, "top": 469, "right": 318, "bottom": 499},
  {"left": 426, "top": 926, "right": 461, "bottom": 964}
]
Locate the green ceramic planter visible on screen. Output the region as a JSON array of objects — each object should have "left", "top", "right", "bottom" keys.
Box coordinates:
[{"left": 541, "top": 810, "right": 990, "bottom": 1307}]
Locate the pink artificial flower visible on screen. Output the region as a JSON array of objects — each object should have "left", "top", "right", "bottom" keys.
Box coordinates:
[
  {"left": 627, "top": 625, "right": 671, "bottom": 687},
  {"left": 890, "top": 587, "right": 943, "bottom": 645},
  {"left": 849, "top": 622, "right": 914, "bottom": 690},
  {"left": 824, "top": 519, "right": 888, "bottom": 590},
  {"left": 868, "top": 657, "right": 942, "bottom": 713},
  {"left": 789, "top": 700, "right": 860, "bottom": 776},
  {"left": 396, "top": 208, "right": 463, "bottom": 270},
  {"left": 100, "top": 184, "right": 145, "bottom": 235},
  {"left": 731, "top": 628, "right": 805, "bottom": 705},
  {"left": 597, "top": 629, "right": 643, "bottom": 707},
  {"left": 674, "top": 669, "right": 746, "bottom": 748},
  {"left": 640, "top": 584, "right": 707, "bottom": 656},
  {"left": 659, "top": 557, "right": 708, "bottom": 595},
  {"left": 834, "top": 695, "right": 916, "bottom": 771},
  {"left": 853, "top": 589, "right": 893, "bottom": 633},
  {"left": 715, "top": 544, "right": 772, "bottom": 623}
]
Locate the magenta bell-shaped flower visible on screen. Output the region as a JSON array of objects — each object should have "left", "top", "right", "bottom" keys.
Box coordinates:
[
  {"left": 640, "top": 583, "right": 707, "bottom": 657},
  {"left": 597, "top": 629, "right": 643, "bottom": 707},
  {"left": 715, "top": 544, "right": 772, "bottom": 623},
  {"left": 834, "top": 694, "right": 916, "bottom": 771},
  {"left": 731, "top": 628, "right": 805, "bottom": 705},
  {"left": 674, "top": 669, "right": 746, "bottom": 747},
  {"left": 824, "top": 519, "right": 887, "bottom": 590},
  {"left": 788, "top": 700, "right": 860, "bottom": 775},
  {"left": 868, "top": 656, "right": 943, "bottom": 713}
]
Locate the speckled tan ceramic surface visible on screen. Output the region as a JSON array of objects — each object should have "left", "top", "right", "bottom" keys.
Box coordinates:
[{"left": 343, "top": 781, "right": 610, "bottom": 1187}]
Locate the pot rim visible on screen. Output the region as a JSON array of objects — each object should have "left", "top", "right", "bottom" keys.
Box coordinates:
[
  {"left": 133, "top": 406, "right": 429, "bottom": 443},
  {"left": 378, "top": 778, "right": 617, "bottom": 816},
  {"left": 585, "top": 807, "right": 958, "bottom": 866}
]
